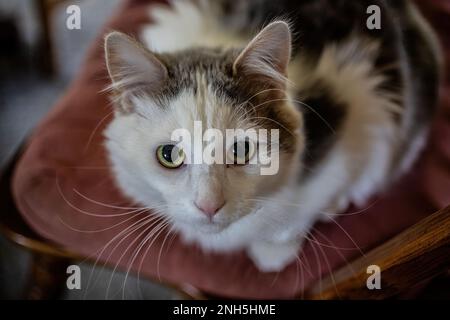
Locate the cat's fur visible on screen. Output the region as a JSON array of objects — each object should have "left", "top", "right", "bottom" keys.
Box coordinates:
[{"left": 103, "top": 0, "right": 441, "bottom": 272}]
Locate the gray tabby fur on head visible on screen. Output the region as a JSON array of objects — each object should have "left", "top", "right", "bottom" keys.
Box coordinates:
[{"left": 103, "top": 0, "right": 440, "bottom": 272}]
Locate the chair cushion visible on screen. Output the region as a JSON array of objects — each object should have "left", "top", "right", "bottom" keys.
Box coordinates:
[{"left": 12, "top": 0, "right": 450, "bottom": 298}]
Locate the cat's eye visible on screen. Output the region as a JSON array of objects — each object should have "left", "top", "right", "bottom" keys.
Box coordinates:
[
  {"left": 227, "top": 139, "right": 255, "bottom": 165},
  {"left": 156, "top": 144, "right": 185, "bottom": 169}
]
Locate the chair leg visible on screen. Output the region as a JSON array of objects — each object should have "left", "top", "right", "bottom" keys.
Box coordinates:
[{"left": 24, "top": 253, "right": 73, "bottom": 300}]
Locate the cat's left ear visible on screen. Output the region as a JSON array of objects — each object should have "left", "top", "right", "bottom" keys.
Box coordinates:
[
  {"left": 104, "top": 32, "right": 167, "bottom": 93},
  {"left": 233, "top": 21, "right": 292, "bottom": 88}
]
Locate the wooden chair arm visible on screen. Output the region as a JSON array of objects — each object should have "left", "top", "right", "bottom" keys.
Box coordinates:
[{"left": 306, "top": 205, "right": 450, "bottom": 299}]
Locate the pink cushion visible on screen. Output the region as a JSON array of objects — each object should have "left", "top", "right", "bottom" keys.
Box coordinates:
[{"left": 12, "top": 0, "right": 450, "bottom": 298}]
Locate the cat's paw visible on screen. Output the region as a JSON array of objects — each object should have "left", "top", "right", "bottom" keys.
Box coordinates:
[{"left": 247, "top": 241, "right": 300, "bottom": 273}]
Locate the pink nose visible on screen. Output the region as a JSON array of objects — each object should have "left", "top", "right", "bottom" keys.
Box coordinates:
[{"left": 194, "top": 200, "right": 225, "bottom": 218}]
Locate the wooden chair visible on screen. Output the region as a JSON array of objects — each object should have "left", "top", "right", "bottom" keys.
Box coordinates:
[{"left": 1, "top": 145, "right": 449, "bottom": 300}]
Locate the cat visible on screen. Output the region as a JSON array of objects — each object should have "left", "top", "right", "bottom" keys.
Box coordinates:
[{"left": 103, "top": 0, "right": 441, "bottom": 272}]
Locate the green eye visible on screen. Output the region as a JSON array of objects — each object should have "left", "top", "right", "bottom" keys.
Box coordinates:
[
  {"left": 156, "top": 144, "right": 185, "bottom": 169},
  {"left": 228, "top": 139, "right": 255, "bottom": 165}
]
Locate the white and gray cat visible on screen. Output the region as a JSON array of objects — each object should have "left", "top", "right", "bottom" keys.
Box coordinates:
[{"left": 103, "top": 0, "right": 441, "bottom": 272}]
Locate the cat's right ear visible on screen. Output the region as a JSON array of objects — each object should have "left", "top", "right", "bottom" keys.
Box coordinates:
[
  {"left": 233, "top": 21, "right": 292, "bottom": 89},
  {"left": 104, "top": 32, "right": 167, "bottom": 93}
]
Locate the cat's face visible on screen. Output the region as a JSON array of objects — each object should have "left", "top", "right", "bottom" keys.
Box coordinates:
[{"left": 104, "top": 22, "right": 303, "bottom": 236}]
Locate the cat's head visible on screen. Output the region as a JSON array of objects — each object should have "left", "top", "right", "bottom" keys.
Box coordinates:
[{"left": 103, "top": 21, "right": 303, "bottom": 236}]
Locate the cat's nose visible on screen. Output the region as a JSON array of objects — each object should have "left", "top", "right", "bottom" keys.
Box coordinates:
[{"left": 194, "top": 200, "right": 225, "bottom": 218}]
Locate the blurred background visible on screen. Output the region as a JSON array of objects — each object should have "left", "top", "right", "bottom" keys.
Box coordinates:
[{"left": 0, "top": 0, "right": 176, "bottom": 299}]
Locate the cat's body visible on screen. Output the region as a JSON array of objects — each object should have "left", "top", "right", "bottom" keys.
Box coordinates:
[{"left": 103, "top": 0, "right": 441, "bottom": 271}]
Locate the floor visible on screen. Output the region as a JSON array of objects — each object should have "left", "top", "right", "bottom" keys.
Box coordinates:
[{"left": 0, "top": 0, "right": 177, "bottom": 299}]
